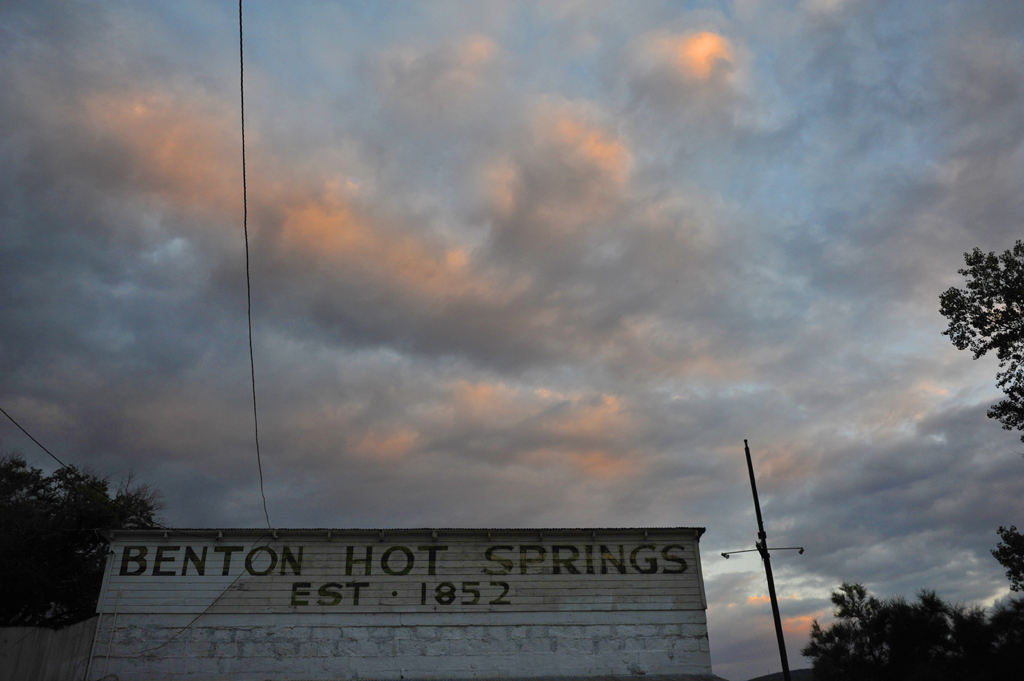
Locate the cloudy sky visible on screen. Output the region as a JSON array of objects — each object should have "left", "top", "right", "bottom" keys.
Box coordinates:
[{"left": 2, "top": 0, "right": 1023, "bottom": 677}]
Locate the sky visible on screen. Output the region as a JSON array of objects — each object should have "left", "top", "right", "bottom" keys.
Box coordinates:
[{"left": 1, "top": 0, "right": 1023, "bottom": 678}]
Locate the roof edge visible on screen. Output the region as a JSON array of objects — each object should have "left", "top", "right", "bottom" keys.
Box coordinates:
[{"left": 105, "top": 526, "right": 708, "bottom": 540}]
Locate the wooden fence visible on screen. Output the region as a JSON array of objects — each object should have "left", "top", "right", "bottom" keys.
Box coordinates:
[{"left": 0, "top": 617, "right": 99, "bottom": 681}]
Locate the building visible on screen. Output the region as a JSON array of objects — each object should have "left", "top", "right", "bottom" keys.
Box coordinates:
[{"left": 89, "top": 527, "right": 720, "bottom": 680}]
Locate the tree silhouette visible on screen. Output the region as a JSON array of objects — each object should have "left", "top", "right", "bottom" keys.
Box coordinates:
[
  {"left": 940, "top": 241, "right": 1024, "bottom": 592},
  {"left": 804, "top": 583, "right": 1023, "bottom": 681},
  {"left": 0, "top": 449, "right": 160, "bottom": 627},
  {"left": 992, "top": 525, "right": 1024, "bottom": 592},
  {"left": 940, "top": 240, "right": 1024, "bottom": 441}
]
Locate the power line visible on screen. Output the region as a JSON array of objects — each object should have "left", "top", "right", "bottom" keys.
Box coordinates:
[
  {"left": 0, "top": 404, "right": 72, "bottom": 470},
  {"left": 0, "top": 402, "right": 210, "bottom": 539},
  {"left": 0, "top": 403, "right": 275, "bottom": 657},
  {"left": 239, "top": 0, "right": 272, "bottom": 529},
  {"left": 2, "top": 1, "right": 273, "bottom": 533},
  {"left": 129, "top": 530, "right": 275, "bottom": 656}
]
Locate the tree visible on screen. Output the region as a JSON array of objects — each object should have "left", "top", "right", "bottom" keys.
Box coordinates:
[
  {"left": 992, "top": 525, "right": 1024, "bottom": 592},
  {"left": 939, "top": 239, "right": 1024, "bottom": 442},
  {"left": 803, "top": 582, "right": 1023, "bottom": 681},
  {"left": 940, "top": 241, "right": 1024, "bottom": 592},
  {"left": 0, "top": 448, "right": 161, "bottom": 627}
]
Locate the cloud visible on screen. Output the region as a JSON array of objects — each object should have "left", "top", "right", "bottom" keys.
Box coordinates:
[
  {"left": 626, "top": 30, "right": 744, "bottom": 120},
  {"left": 274, "top": 185, "right": 502, "bottom": 302},
  {"left": 376, "top": 34, "right": 502, "bottom": 122},
  {"left": 485, "top": 100, "right": 632, "bottom": 248},
  {"left": 83, "top": 91, "right": 242, "bottom": 219},
  {"left": 3, "top": 3, "right": 1024, "bottom": 680},
  {"left": 44, "top": 46, "right": 746, "bottom": 386},
  {"left": 645, "top": 31, "right": 736, "bottom": 82}
]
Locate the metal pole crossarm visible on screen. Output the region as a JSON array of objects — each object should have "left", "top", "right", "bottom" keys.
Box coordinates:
[{"left": 721, "top": 547, "right": 804, "bottom": 559}]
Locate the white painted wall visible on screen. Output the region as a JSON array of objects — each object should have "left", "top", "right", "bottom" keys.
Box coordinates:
[{"left": 90, "top": 528, "right": 713, "bottom": 680}]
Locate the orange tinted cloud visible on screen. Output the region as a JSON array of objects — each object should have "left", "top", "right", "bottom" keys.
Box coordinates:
[
  {"left": 539, "top": 108, "right": 631, "bottom": 187},
  {"left": 487, "top": 104, "right": 632, "bottom": 231},
  {"left": 543, "top": 394, "right": 633, "bottom": 440},
  {"left": 427, "top": 383, "right": 642, "bottom": 479},
  {"left": 450, "top": 381, "right": 526, "bottom": 421},
  {"left": 430, "top": 34, "right": 498, "bottom": 101},
  {"left": 87, "top": 90, "right": 517, "bottom": 304},
  {"left": 783, "top": 613, "right": 824, "bottom": 636},
  {"left": 483, "top": 160, "right": 518, "bottom": 217},
  {"left": 757, "top": 444, "right": 816, "bottom": 485},
  {"left": 566, "top": 448, "right": 638, "bottom": 479},
  {"left": 422, "top": 381, "right": 541, "bottom": 433},
  {"left": 85, "top": 93, "right": 242, "bottom": 217},
  {"left": 454, "top": 381, "right": 508, "bottom": 409},
  {"left": 353, "top": 427, "right": 420, "bottom": 460},
  {"left": 278, "top": 190, "right": 480, "bottom": 295},
  {"left": 278, "top": 184, "right": 529, "bottom": 304},
  {"left": 459, "top": 35, "right": 497, "bottom": 68},
  {"left": 748, "top": 593, "right": 801, "bottom": 606},
  {"left": 522, "top": 447, "right": 639, "bottom": 480},
  {"left": 445, "top": 383, "right": 635, "bottom": 439},
  {"left": 654, "top": 31, "right": 734, "bottom": 81},
  {"left": 680, "top": 32, "right": 734, "bottom": 79}
]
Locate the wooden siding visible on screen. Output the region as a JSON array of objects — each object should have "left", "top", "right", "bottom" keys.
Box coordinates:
[{"left": 99, "top": 529, "right": 706, "bottom": 616}]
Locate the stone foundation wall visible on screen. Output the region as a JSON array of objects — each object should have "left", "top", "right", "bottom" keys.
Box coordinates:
[{"left": 89, "top": 611, "right": 712, "bottom": 680}]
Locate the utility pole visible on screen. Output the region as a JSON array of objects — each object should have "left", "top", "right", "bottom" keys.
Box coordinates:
[{"left": 744, "top": 439, "right": 792, "bottom": 681}]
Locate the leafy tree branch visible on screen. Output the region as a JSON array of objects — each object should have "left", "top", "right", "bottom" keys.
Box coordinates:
[
  {"left": 0, "top": 447, "right": 161, "bottom": 627},
  {"left": 940, "top": 240, "right": 1024, "bottom": 441}
]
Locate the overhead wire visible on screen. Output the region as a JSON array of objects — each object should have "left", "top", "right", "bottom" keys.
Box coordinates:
[
  {"left": 239, "top": 0, "right": 272, "bottom": 530},
  {"left": 1, "top": 403, "right": 278, "bottom": 658},
  {"left": 1, "top": 403, "right": 212, "bottom": 539},
  {"left": 0, "top": 404, "right": 72, "bottom": 470},
  {"left": 1, "top": 8, "right": 277, "bottom": 657},
  {"left": 2, "top": 1, "right": 272, "bottom": 536},
  {"left": 128, "top": 531, "right": 275, "bottom": 656}
]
